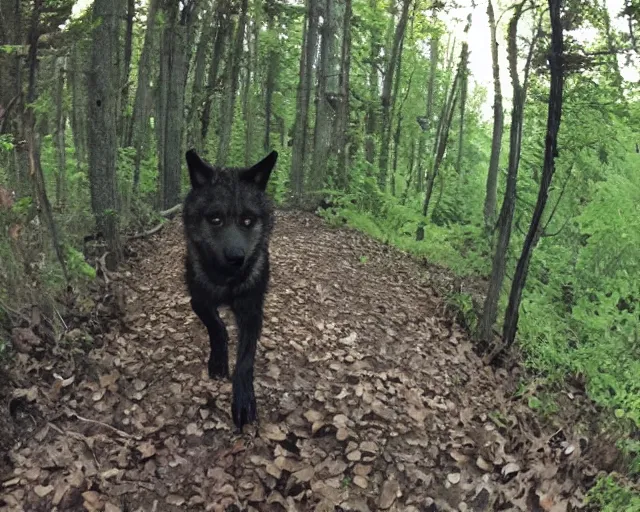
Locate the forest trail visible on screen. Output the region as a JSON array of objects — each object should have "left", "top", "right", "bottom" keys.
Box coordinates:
[{"left": 2, "top": 212, "right": 595, "bottom": 512}]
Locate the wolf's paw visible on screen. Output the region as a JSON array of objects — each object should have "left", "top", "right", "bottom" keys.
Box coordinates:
[
  {"left": 232, "top": 377, "right": 257, "bottom": 430},
  {"left": 208, "top": 356, "right": 229, "bottom": 380}
]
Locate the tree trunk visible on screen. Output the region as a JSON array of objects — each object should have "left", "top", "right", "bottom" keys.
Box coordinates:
[
  {"left": 483, "top": 0, "right": 504, "bottom": 230},
  {"left": 378, "top": 0, "right": 411, "bottom": 190},
  {"left": 216, "top": 0, "right": 248, "bottom": 166},
  {"left": 53, "top": 57, "right": 67, "bottom": 210},
  {"left": 24, "top": 0, "right": 68, "bottom": 280},
  {"left": 120, "top": 0, "right": 135, "bottom": 144},
  {"left": 334, "top": 0, "right": 352, "bottom": 190},
  {"left": 309, "top": 0, "right": 338, "bottom": 201},
  {"left": 264, "top": 0, "right": 280, "bottom": 151},
  {"left": 364, "top": 0, "right": 379, "bottom": 170},
  {"left": 88, "top": 0, "right": 122, "bottom": 266},
  {"left": 421, "top": 61, "right": 460, "bottom": 219},
  {"left": 158, "top": 0, "right": 194, "bottom": 208},
  {"left": 500, "top": 0, "right": 565, "bottom": 355},
  {"left": 478, "top": 1, "right": 529, "bottom": 348},
  {"left": 69, "top": 42, "right": 88, "bottom": 171},
  {"left": 187, "top": 7, "right": 214, "bottom": 150},
  {"left": 455, "top": 41, "right": 469, "bottom": 180},
  {"left": 129, "top": 0, "right": 160, "bottom": 191},
  {"left": 416, "top": 10, "right": 439, "bottom": 193},
  {"left": 290, "top": 0, "right": 319, "bottom": 203},
  {"left": 201, "top": 3, "right": 231, "bottom": 145}
]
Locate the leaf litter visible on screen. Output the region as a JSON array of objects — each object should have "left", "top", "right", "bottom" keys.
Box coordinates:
[{"left": 0, "top": 211, "right": 615, "bottom": 510}]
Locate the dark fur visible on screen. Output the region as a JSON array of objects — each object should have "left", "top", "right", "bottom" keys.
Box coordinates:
[{"left": 182, "top": 149, "right": 277, "bottom": 430}]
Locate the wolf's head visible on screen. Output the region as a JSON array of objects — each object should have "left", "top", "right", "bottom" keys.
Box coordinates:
[{"left": 183, "top": 150, "right": 277, "bottom": 277}]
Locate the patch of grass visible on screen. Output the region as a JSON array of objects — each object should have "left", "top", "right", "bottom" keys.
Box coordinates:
[{"left": 586, "top": 476, "right": 640, "bottom": 512}]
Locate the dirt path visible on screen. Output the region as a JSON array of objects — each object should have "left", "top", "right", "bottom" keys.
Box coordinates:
[{"left": 2, "top": 212, "right": 594, "bottom": 511}]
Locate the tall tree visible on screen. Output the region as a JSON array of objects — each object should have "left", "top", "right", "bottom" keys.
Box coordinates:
[
  {"left": 290, "top": 0, "right": 320, "bottom": 203},
  {"left": 128, "top": 0, "right": 160, "bottom": 190},
  {"left": 188, "top": 7, "right": 215, "bottom": 150},
  {"left": 201, "top": 2, "right": 232, "bottom": 146},
  {"left": 455, "top": 38, "right": 469, "bottom": 180},
  {"left": 157, "top": 0, "right": 196, "bottom": 208},
  {"left": 216, "top": 0, "right": 248, "bottom": 166},
  {"left": 378, "top": 0, "right": 412, "bottom": 190},
  {"left": 264, "top": 0, "right": 280, "bottom": 151},
  {"left": 334, "top": 0, "right": 352, "bottom": 190},
  {"left": 483, "top": 0, "right": 504, "bottom": 230},
  {"left": 364, "top": 0, "right": 380, "bottom": 169},
  {"left": 310, "top": 0, "right": 339, "bottom": 200},
  {"left": 120, "top": 0, "right": 135, "bottom": 143},
  {"left": 420, "top": 44, "right": 463, "bottom": 220},
  {"left": 24, "top": 0, "right": 69, "bottom": 279},
  {"left": 500, "top": 0, "right": 565, "bottom": 356},
  {"left": 87, "top": 0, "right": 122, "bottom": 266},
  {"left": 53, "top": 57, "right": 67, "bottom": 209},
  {"left": 478, "top": 2, "right": 540, "bottom": 349}
]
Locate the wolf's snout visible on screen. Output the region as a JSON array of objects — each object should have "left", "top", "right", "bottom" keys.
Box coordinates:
[{"left": 224, "top": 247, "right": 246, "bottom": 267}]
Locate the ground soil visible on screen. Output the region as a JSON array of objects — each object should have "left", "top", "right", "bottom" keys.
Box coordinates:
[{"left": 0, "top": 211, "right": 613, "bottom": 511}]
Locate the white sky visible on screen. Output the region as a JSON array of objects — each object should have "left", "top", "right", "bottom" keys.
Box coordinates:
[{"left": 72, "top": 0, "right": 638, "bottom": 120}]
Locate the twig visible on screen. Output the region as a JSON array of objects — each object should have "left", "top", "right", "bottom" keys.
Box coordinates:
[
  {"left": 127, "top": 222, "right": 165, "bottom": 241},
  {"left": 66, "top": 410, "right": 137, "bottom": 440},
  {"left": 159, "top": 203, "right": 182, "bottom": 218}
]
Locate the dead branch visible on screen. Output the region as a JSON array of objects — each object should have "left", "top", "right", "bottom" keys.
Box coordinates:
[
  {"left": 159, "top": 203, "right": 182, "bottom": 218},
  {"left": 127, "top": 221, "right": 165, "bottom": 241}
]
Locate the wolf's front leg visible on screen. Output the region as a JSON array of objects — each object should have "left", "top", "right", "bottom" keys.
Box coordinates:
[
  {"left": 231, "top": 295, "right": 264, "bottom": 430},
  {"left": 190, "top": 297, "right": 230, "bottom": 379}
]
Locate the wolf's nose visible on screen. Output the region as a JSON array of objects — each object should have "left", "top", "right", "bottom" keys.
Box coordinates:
[{"left": 224, "top": 247, "right": 245, "bottom": 267}]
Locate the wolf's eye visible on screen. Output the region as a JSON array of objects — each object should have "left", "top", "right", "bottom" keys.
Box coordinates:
[
  {"left": 240, "top": 215, "right": 255, "bottom": 228},
  {"left": 209, "top": 216, "right": 223, "bottom": 227}
]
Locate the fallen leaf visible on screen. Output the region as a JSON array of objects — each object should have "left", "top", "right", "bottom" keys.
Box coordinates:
[
  {"left": 378, "top": 480, "right": 399, "bottom": 509},
  {"left": 137, "top": 442, "right": 156, "bottom": 459},
  {"left": 34, "top": 485, "right": 54, "bottom": 497},
  {"left": 261, "top": 423, "right": 287, "bottom": 441},
  {"left": 447, "top": 472, "right": 461, "bottom": 485},
  {"left": 304, "top": 410, "right": 323, "bottom": 423},
  {"left": 501, "top": 462, "right": 521, "bottom": 477},
  {"left": 353, "top": 476, "right": 368, "bottom": 489},
  {"left": 166, "top": 494, "right": 186, "bottom": 506}
]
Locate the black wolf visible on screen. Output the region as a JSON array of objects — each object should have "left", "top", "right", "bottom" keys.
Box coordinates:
[{"left": 182, "top": 149, "right": 277, "bottom": 430}]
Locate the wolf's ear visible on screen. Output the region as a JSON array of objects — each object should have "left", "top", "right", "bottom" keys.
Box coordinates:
[
  {"left": 186, "top": 149, "right": 213, "bottom": 188},
  {"left": 240, "top": 151, "right": 278, "bottom": 191}
]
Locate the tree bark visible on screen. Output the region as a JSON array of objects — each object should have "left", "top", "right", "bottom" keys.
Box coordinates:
[
  {"left": 421, "top": 57, "right": 460, "bottom": 220},
  {"left": 158, "top": 0, "right": 195, "bottom": 208},
  {"left": 364, "top": 0, "right": 380, "bottom": 170},
  {"left": 416, "top": 10, "right": 439, "bottom": 193},
  {"left": 120, "top": 0, "right": 135, "bottom": 144},
  {"left": 216, "top": 0, "right": 248, "bottom": 166},
  {"left": 334, "top": 0, "right": 352, "bottom": 190},
  {"left": 129, "top": 0, "right": 160, "bottom": 191},
  {"left": 187, "top": 6, "right": 215, "bottom": 150},
  {"left": 88, "top": 0, "right": 122, "bottom": 266},
  {"left": 264, "top": 0, "right": 280, "bottom": 151},
  {"left": 53, "top": 57, "right": 67, "bottom": 210},
  {"left": 478, "top": 1, "right": 530, "bottom": 348},
  {"left": 290, "top": 0, "right": 319, "bottom": 203},
  {"left": 201, "top": 3, "right": 231, "bottom": 145},
  {"left": 500, "top": 0, "right": 565, "bottom": 355},
  {"left": 483, "top": 0, "right": 504, "bottom": 230},
  {"left": 455, "top": 42, "right": 469, "bottom": 180},
  {"left": 24, "top": 0, "right": 69, "bottom": 279},
  {"left": 310, "top": 0, "right": 338, "bottom": 201},
  {"left": 69, "top": 42, "right": 88, "bottom": 172},
  {"left": 378, "top": 0, "right": 411, "bottom": 190}
]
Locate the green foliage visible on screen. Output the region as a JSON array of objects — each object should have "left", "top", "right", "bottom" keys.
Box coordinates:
[
  {"left": 65, "top": 246, "right": 96, "bottom": 281},
  {"left": 586, "top": 476, "right": 640, "bottom": 512}
]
